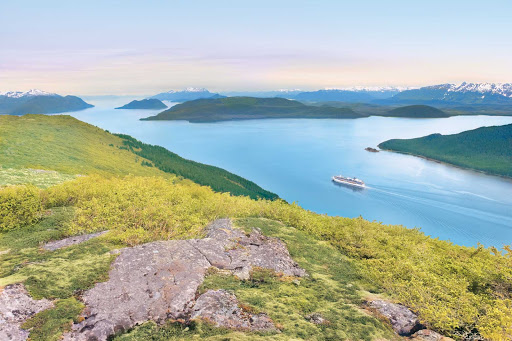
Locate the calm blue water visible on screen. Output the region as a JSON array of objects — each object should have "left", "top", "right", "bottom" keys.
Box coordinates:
[{"left": 68, "top": 98, "right": 512, "bottom": 248}]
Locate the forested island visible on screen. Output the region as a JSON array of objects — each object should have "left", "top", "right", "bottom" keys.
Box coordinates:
[
  {"left": 115, "top": 99, "right": 167, "bottom": 110},
  {"left": 379, "top": 124, "right": 512, "bottom": 177},
  {"left": 141, "top": 97, "right": 364, "bottom": 122},
  {"left": 384, "top": 105, "right": 449, "bottom": 118}
]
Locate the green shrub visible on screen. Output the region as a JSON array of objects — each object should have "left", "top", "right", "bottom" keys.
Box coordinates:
[{"left": 0, "top": 184, "right": 42, "bottom": 231}]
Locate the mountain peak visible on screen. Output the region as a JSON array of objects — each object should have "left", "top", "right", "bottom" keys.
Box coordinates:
[
  {"left": 424, "top": 82, "right": 512, "bottom": 97},
  {"left": 0, "top": 89, "right": 58, "bottom": 98},
  {"left": 323, "top": 86, "right": 412, "bottom": 92},
  {"left": 162, "top": 88, "right": 210, "bottom": 94}
]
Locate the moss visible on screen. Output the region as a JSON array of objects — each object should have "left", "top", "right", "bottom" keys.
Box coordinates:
[
  {"left": 22, "top": 297, "right": 84, "bottom": 341},
  {"left": 0, "top": 207, "right": 117, "bottom": 299}
]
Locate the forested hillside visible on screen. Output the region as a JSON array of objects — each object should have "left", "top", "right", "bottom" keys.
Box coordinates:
[{"left": 379, "top": 124, "right": 512, "bottom": 177}]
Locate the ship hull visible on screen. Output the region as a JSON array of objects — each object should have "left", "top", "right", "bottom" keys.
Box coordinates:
[{"left": 331, "top": 177, "right": 366, "bottom": 188}]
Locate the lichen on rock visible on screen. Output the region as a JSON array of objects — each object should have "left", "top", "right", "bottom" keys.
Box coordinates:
[{"left": 192, "top": 289, "right": 276, "bottom": 331}]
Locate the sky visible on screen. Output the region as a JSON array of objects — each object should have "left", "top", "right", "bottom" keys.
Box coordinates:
[{"left": 1, "top": 0, "right": 511, "bottom": 95}]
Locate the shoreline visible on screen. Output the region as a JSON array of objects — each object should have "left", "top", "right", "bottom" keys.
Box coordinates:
[{"left": 379, "top": 148, "right": 512, "bottom": 181}]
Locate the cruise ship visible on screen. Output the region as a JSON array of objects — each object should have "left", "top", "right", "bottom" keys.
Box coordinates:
[{"left": 332, "top": 175, "right": 366, "bottom": 188}]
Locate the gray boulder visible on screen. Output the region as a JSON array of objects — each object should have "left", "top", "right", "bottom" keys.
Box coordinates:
[
  {"left": 369, "top": 299, "right": 423, "bottom": 336},
  {"left": 192, "top": 289, "right": 275, "bottom": 331},
  {"left": 306, "top": 312, "right": 328, "bottom": 325},
  {"left": 0, "top": 283, "right": 53, "bottom": 341},
  {"left": 411, "top": 329, "right": 454, "bottom": 341}
]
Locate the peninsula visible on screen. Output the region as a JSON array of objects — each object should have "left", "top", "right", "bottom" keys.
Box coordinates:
[{"left": 379, "top": 124, "right": 512, "bottom": 177}]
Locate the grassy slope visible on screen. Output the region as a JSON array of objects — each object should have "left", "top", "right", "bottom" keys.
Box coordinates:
[
  {"left": 379, "top": 124, "right": 512, "bottom": 177},
  {"left": 0, "top": 114, "right": 276, "bottom": 199},
  {"left": 142, "top": 97, "right": 364, "bottom": 122},
  {"left": 0, "top": 114, "right": 164, "bottom": 177}
]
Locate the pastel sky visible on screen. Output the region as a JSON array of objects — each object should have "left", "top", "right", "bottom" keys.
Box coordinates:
[{"left": 1, "top": 0, "right": 511, "bottom": 95}]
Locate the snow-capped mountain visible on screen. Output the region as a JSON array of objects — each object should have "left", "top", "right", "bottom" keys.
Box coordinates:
[
  {"left": 150, "top": 88, "right": 223, "bottom": 102},
  {"left": 325, "top": 86, "right": 413, "bottom": 93},
  {"left": 292, "top": 87, "right": 405, "bottom": 102},
  {"left": 0, "top": 89, "right": 58, "bottom": 98},
  {"left": 428, "top": 82, "right": 512, "bottom": 98},
  {"left": 389, "top": 82, "right": 512, "bottom": 105},
  {"left": 159, "top": 87, "right": 209, "bottom": 94},
  {"left": 219, "top": 89, "right": 303, "bottom": 98}
]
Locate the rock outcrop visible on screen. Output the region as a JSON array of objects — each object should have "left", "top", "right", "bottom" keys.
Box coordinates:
[
  {"left": 192, "top": 289, "right": 275, "bottom": 331},
  {"left": 43, "top": 231, "right": 108, "bottom": 251},
  {"left": 368, "top": 299, "right": 423, "bottom": 336},
  {"left": 64, "top": 219, "right": 305, "bottom": 340},
  {"left": 0, "top": 284, "right": 53, "bottom": 341},
  {"left": 306, "top": 313, "right": 328, "bottom": 325},
  {"left": 411, "top": 329, "right": 454, "bottom": 341}
]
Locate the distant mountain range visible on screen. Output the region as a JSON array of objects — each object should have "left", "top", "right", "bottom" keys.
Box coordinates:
[
  {"left": 220, "top": 89, "right": 303, "bottom": 98},
  {"left": 146, "top": 83, "right": 512, "bottom": 107},
  {"left": 116, "top": 99, "right": 167, "bottom": 110},
  {"left": 150, "top": 88, "right": 225, "bottom": 102},
  {"left": 288, "top": 83, "right": 512, "bottom": 105},
  {"left": 382, "top": 82, "right": 512, "bottom": 106},
  {"left": 0, "top": 89, "right": 93, "bottom": 115},
  {"left": 292, "top": 88, "right": 404, "bottom": 102}
]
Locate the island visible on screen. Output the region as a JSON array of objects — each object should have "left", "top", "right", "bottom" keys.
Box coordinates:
[
  {"left": 383, "top": 105, "right": 449, "bottom": 118},
  {"left": 141, "top": 97, "right": 365, "bottom": 122},
  {"left": 115, "top": 99, "right": 167, "bottom": 110},
  {"left": 378, "top": 123, "right": 512, "bottom": 177}
]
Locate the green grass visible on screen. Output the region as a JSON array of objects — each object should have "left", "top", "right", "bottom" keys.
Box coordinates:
[
  {"left": 0, "top": 168, "right": 75, "bottom": 188},
  {"left": 113, "top": 218, "right": 395, "bottom": 340},
  {"left": 21, "top": 298, "right": 84, "bottom": 341},
  {"left": 0, "top": 114, "right": 164, "bottom": 177},
  {"left": 379, "top": 124, "right": 512, "bottom": 177},
  {"left": 0, "top": 207, "right": 117, "bottom": 299}
]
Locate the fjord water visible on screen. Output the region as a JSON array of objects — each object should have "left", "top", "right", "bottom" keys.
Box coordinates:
[{"left": 70, "top": 98, "right": 512, "bottom": 248}]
